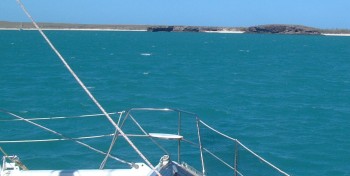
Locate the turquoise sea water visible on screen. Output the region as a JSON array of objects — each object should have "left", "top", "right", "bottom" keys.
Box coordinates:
[{"left": 0, "top": 30, "right": 350, "bottom": 175}]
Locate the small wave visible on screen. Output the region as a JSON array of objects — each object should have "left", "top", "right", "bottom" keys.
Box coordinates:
[
  {"left": 143, "top": 72, "right": 150, "bottom": 75},
  {"left": 140, "top": 53, "right": 152, "bottom": 56}
]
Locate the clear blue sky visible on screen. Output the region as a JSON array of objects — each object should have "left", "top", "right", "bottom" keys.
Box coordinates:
[{"left": 1, "top": 0, "right": 350, "bottom": 29}]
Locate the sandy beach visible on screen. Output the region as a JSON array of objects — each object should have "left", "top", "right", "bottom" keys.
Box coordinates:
[{"left": 322, "top": 33, "right": 350, "bottom": 37}]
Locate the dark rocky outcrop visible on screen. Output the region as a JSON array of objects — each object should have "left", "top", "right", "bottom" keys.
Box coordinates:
[
  {"left": 173, "top": 26, "right": 200, "bottom": 32},
  {"left": 246, "top": 24, "right": 321, "bottom": 35},
  {"left": 147, "top": 26, "right": 175, "bottom": 32},
  {"left": 147, "top": 26, "right": 227, "bottom": 32},
  {"left": 147, "top": 26, "right": 202, "bottom": 32}
]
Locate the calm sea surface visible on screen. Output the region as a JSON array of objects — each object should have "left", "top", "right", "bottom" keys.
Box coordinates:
[{"left": 0, "top": 30, "right": 350, "bottom": 175}]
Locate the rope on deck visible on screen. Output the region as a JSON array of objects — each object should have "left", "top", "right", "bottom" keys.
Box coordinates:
[{"left": 0, "top": 147, "right": 28, "bottom": 170}]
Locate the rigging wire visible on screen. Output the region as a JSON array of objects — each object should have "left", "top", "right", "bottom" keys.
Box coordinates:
[
  {"left": 99, "top": 112, "right": 124, "bottom": 169},
  {"left": 15, "top": 0, "right": 160, "bottom": 175}
]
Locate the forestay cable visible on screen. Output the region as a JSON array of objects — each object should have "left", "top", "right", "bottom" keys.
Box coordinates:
[{"left": 16, "top": 1, "right": 160, "bottom": 175}]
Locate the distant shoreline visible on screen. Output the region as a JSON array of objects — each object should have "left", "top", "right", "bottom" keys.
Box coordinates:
[
  {"left": 0, "top": 28, "right": 147, "bottom": 32},
  {"left": 2, "top": 28, "right": 350, "bottom": 36},
  {"left": 1, "top": 21, "right": 350, "bottom": 36},
  {"left": 0, "top": 28, "right": 245, "bottom": 33}
]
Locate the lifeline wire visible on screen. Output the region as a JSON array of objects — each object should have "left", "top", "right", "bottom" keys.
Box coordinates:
[
  {"left": 0, "top": 134, "right": 148, "bottom": 144},
  {"left": 16, "top": 1, "right": 160, "bottom": 175},
  {"left": 0, "top": 109, "right": 132, "bottom": 167},
  {"left": 0, "top": 134, "right": 114, "bottom": 143},
  {"left": 0, "top": 112, "right": 117, "bottom": 122}
]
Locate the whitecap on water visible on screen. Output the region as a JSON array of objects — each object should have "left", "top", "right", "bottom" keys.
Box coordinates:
[{"left": 140, "top": 53, "right": 152, "bottom": 56}]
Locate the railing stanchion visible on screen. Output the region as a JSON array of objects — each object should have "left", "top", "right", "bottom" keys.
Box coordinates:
[
  {"left": 196, "top": 117, "right": 206, "bottom": 176},
  {"left": 234, "top": 140, "right": 238, "bottom": 176},
  {"left": 178, "top": 111, "right": 182, "bottom": 163}
]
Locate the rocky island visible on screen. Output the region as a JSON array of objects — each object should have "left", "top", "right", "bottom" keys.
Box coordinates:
[
  {"left": 143, "top": 24, "right": 349, "bottom": 35},
  {"left": 246, "top": 24, "right": 321, "bottom": 35}
]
